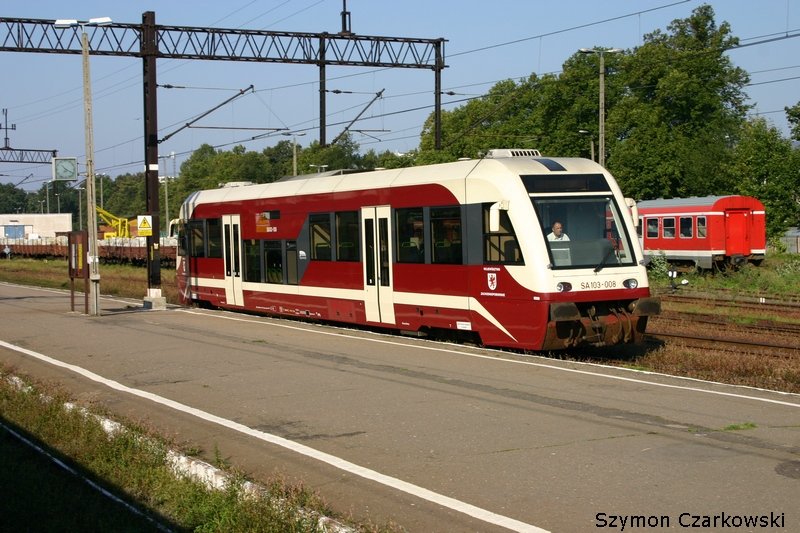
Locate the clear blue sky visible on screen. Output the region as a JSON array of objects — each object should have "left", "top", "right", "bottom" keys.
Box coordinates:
[{"left": 1, "top": 0, "right": 798, "bottom": 191}]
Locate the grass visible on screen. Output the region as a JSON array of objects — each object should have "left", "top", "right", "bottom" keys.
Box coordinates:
[
  {"left": 722, "top": 422, "right": 757, "bottom": 431},
  {"left": 0, "top": 370, "right": 338, "bottom": 532},
  {"left": 0, "top": 258, "right": 180, "bottom": 305},
  {"left": 648, "top": 253, "right": 800, "bottom": 299}
]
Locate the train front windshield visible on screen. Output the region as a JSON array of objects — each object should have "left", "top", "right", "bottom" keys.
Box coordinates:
[{"left": 532, "top": 196, "right": 636, "bottom": 270}]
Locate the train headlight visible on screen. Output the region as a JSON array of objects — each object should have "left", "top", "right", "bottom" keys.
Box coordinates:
[
  {"left": 556, "top": 282, "right": 572, "bottom": 292},
  {"left": 623, "top": 278, "right": 639, "bottom": 289}
]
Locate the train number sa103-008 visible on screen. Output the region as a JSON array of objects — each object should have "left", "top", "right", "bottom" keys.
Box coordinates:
[{"left": 580, "top": 280, "right": 617, "bottom": 290}]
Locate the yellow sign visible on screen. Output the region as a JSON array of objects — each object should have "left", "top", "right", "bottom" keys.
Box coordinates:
[{"left": 137, "top": 215, "right": 153, "bottom": 237}]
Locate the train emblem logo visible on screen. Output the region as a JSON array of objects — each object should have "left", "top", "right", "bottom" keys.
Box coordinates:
[{"left": 487, "top": 273, "right": 497, "bottom": 291}]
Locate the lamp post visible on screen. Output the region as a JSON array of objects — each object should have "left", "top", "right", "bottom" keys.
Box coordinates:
[
  {"left": 54, "top": 16, "right": 112, "bottom": 316},
  {"left": 158, "top": 152, "right": 176, "bottom": 227},
  {"left": 579, "top": 47, "right": 622, "bottom": 168},
  {"left": 281, "top": 132, "right": 306, "bottom": 176},
  {"left": 578, "top": 129, "right": 595, "bottom": 162}
]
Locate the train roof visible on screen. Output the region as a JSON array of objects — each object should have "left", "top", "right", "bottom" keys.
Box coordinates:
[
  {"left": 182, "top": 150, "right": 610, "bottom": 210},
  {"left": 637, "top": 195, "right": 765, "bottom": 211}
]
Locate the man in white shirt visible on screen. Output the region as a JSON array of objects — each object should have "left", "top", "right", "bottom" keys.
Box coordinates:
[{"left": 547, "top": 221, "right": 569, "bottom": 241}]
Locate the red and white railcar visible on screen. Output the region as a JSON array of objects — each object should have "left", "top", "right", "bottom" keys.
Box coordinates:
[
  {"left": 637, "top": 195, "right": 766, "bottom": 269},
  {"left": 175, "top": 149, "right": 660, "bottom": 351}
]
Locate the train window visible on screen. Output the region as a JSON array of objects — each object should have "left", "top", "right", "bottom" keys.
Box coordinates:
[
  {"left": 396, "top": 207, "right": 424, "bottom": 263},
  {"left": 482, "top": 204, "right": 523, "bottom": 265},
  {"left": 286, "top": 241, "right": 299, "bottom": 285},
  {"left": 679, "top": 217, "right": 693, "bottom": 238},
  {"left": 177, "top": 222, "right": 188, "bottom": 257},
  {"left": 662, "top": 218, "right": 676, "bottom": 239},
  {"left": 697, "top": 216, "right": 707, "bottom": 238},
  {"left": 265, "top": 241, "right": 283, "bottom": 283},
  {"left": 532, "top": 196, "right": 636, "bottom": 269},
  {"left": 206, "top": 218, "right": 223, "bottom": 258},
  {"left": 188, "top": 220, "right": 205, "bottom": 257},
  {"left": 646, "top": 218, "right": 659, "bottom": 238},
  {"left": 310, "top": 214, "right": 332, "bottom": 261},
  {"left": 243, "top": 239, "right": 262, "bottom": 282},
  {"left": 431, "top": 206, "right": 462, "bottom": 264},
  {"left": 336, "top": 211, "right": 359, "bottom": 261}
]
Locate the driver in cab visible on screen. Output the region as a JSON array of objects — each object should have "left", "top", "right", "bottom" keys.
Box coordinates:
[{"left": 547, "top": 221, "right": 569, "bottom": 241}]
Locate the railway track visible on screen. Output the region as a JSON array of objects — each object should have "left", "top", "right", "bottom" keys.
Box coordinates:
[{"left": 646, "top": 310, "right": 800, "bottom": 359}]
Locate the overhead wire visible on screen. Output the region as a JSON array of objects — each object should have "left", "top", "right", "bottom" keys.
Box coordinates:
[{"left": 6, "top": 0, "right": 800, "bottom": 184}]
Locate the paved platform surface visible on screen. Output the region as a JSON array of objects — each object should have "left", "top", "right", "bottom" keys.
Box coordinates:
[{"left": 1, "top": 282, "right": 798, "bottom": 532}]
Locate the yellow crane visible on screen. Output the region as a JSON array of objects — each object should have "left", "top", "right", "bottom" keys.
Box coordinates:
[{"left": 95, "top": 205, "right": 131, "bottom": 239}]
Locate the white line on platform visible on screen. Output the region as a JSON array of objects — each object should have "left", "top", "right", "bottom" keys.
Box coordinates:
[{"left": 0, "top": 338, "right": 548, "bottom": 533}]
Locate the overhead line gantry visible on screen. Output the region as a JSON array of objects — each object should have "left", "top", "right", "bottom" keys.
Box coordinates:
[{"left": 0, "top": 11, "right": 447, "bottom": 293}]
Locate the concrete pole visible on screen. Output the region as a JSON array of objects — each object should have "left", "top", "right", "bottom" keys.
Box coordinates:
[{"left": 82, "top": 28, "right": 101, "bottom": 316}]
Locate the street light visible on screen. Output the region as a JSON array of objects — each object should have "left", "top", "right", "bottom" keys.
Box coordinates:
[
  {"left": 158, "top": 152, "right": 177, "bottom": 226},
  {"left": 281, "top": 132, "right": 306, "bottom": 176},
  {"left": 54, "top": 16, "right": 112, "bottom": 316},
  {"left": 579, "top": 47, "right": 622, "bottom": 168},
  {"left": 578, "top": 129, "right": 595, "bottom": 162}
]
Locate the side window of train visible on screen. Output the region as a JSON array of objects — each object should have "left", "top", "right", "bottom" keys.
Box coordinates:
[
  {"left": 336, "top": 211, "right": 359, "bottom": 261},
  {"left": 431, "top": 206, "right": 463, "bottom": 264},
  {"left": 662, "top": 217, "right": 676, "bottom": 239},
  {"left": 482, "top": 204, "right": 523, "bottom": 265},
  {"left": 264, "top": 241, "right": 283, "bottom": 283},
  {"left": 177, "top": 223, "right": 188, "bottom": 257},
  {"left": 679, "top": 216, "right": 693, "bottom": 238},
  {"left": 286, "top": 241, "right": 299, "bottom": 285},
  {"left": 243, "top": 239, "right": 262, "bottom": 282},
  {"left": 396, "top": 207, "right": 424, "bottom": 263},
  {"left": 646, "top": 218, "right": 659, "bottom": 239},
  {"left": 697, "top": 216, "right": 707, "bottom": 238},
  {"left": 188, "top": 220, "right": 205, "bottom": 257},
  {"left": 206, "top": 218, "right": 223, "bottom": 258},
  {"left": 309, "top": 213, "right": 332, "bottom": 261}
]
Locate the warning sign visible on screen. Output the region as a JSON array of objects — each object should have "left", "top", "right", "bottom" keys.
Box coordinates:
[{"left": 137, "top": 215, "right": 153, "bottom": 237}]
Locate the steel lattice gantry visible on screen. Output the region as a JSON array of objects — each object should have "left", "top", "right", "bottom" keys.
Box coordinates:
[{"left": 0, "top": 12, "right": 447, "bottom": 290}]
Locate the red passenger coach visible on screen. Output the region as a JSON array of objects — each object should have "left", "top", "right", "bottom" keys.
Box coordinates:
[
  {"left": 637, "top": 195, "right": 766, "bottom": 270},
  {"left": 175, "top": 149, "right": 660, "bottom": 351}
]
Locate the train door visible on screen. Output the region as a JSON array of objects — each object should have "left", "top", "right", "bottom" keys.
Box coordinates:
[
  {"left": 222, "top": 214, "right": 244, "bottom": 306},
  {"left": 361, "top": 206, "right": 396, "bottom": 324},
  {"left": 725, "top": 209, "right": 749, "bottom": 255}
]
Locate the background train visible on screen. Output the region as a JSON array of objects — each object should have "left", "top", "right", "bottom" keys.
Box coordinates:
[
  {"left": 636, "top": 195, "right": 766, "bottom": 270},
  {"left": 174, "top": 149, "right": 660, "bottom": 351}
]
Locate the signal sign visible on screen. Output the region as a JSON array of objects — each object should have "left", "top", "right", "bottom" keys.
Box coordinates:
[{"left": 137, "top": 215, "right": 153, "bottom": 237}]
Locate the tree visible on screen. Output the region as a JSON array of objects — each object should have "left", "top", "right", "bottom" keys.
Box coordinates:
[
  {"left": 0, "top": 183, "right": 28, "bottom": 213},
  {"left": 609, "top": 5, "right": 750, "bottom": 199},
  {"left": 105, "top": 173, "right": 146, "bottom": 219},
  {"left": 729, "top": 117, "right": 800, "bottom": 237},
  {"left": 785, "top": 102, "right": 800, "bottom": 141}
]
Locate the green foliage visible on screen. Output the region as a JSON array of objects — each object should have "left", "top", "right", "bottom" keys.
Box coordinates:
[
  {"left": 646, "top": 252, "right": 672, "bottom": 284},
  {"left": 5, "top": 3, "right": 800, "bottom": 239},
  {"left": 0, "top": 183, "right": 27, "bottom": 213},
  {"left": 728, "top": 118, "right": 800, "bottom": 238}
]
